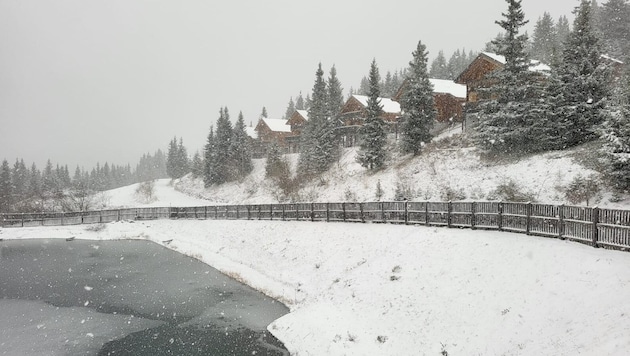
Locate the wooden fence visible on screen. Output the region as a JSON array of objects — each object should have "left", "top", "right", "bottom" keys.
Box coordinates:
[{"left": 2, "top": 201, "right": 630, "bottom": 251}]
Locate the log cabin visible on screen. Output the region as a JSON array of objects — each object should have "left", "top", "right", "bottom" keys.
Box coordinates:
[
  {"left": 338, "top": 95, "right": 401, "bottom": 146},
  {"left": 393, "top": 78, "right": 467, "bottom": 124},
  {"left": 254, "top": 117, "right": 292, "bottom": 148}
]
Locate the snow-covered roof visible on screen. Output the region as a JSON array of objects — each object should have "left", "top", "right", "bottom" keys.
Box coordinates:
[
  {"left": 482, "top": 52, "right": 551, "bottom": 73},
  {"left": 295, "top": 110, "right": 309, "bottom": 120},
  {"left": 352, "top": 95, "right": 401, "bottom": 114},
  {"left": 260, "top": 118, "right": 291, "bottom": 133},
  {"left": 245, "top": 126, "right": 257, "bottom": 139},
  {"left": 429, "top": 79, "right": 466, "bottom": 99}
]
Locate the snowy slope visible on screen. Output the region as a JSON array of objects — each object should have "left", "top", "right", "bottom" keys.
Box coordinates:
[
  {"left": 3, "top": 220, "right": 630, "bottom": 355},
  {"left": 169, "top": 131, "right": 628, "bottom": 209},
  {"left": 105, "top": 179, "right": 210, "bottom": 208}
]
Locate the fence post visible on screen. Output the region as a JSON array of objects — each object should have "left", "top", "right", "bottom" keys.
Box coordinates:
[
  {"left": 425, "top": 202, "right": 429, "bottom": 226},
  {"left": 558, "top": 204, "right": 565, "bottom": 240},
  {"left": 247, "top": 206, "right": 251, "bottom": 220},
  {"left": 61, "top": 212, "right": 64, "bottom": 226},
  {"left": 296, "top": 203, "right": 299, "bottom": 221},
  {"left": 117, "top": 210, "right": 121, "bottom": 222},
  {"left": 311, "top": 203, "right": 315, "bottom": 222},
  {"left": 258, "top": 205, "right": 261, "bottom": 220},
  {"left": 270, "top": 204, "right": 274, "bottom": 221},
  {"left": 236, "top": 205, "right": 239, "bottom": 220},
  {"left": 526, "top": 202, "right": 532, "bottom": 235},
  {"left": 99, "top": 210, "right": 102, "bottom": 223},
  {"left": 326, "top": 203, "right": 330, "bottom": 222},
  {"left": 204, "top": 206, "right": 208, "bottom": 219},
  {"left": 498, "top": 202, "right": 503, "bottom": 231},
  {"left": 359, "top": 202, "right": 365, "bottom": 223},
  {"left": 447, "top": 201, "right": 453, "bottom": 228},
  {"left": 404, "top": 201, "right": 409, "bottom": 225},
  {"left": 22, "top": 213, "right": 25, "bottom": 227},
  {"left": 214, "top": 206, "right": 218, "bottom": 220},
  {"left": 281, "top": 204, "right": 285, "bottom": 221},
  {"left": 592, "top": 206, "right": 600, "bottom": 248},
  {"left": 471, "top": 202, "right": 476, "bottom": 230},
  {"left": 381, "top": 202, "right": 386, "bottom": 223},
  {"left": 342, "top": 203, "right": 346, "bottom": 222}
]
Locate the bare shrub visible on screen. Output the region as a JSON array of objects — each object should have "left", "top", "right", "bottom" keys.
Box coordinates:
[
  {"left": 135, "top": 180, "right": 157, "bottom": 204},
  {"left": 490, "top": 179, "right": 535, "bottom": 202}
]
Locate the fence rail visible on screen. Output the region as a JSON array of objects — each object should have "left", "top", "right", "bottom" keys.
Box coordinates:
[{"left": 2, "top": 201, "right": 629, "bottom": 251}]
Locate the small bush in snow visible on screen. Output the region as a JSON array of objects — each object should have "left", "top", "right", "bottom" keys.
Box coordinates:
[
  {"left": 344, "top": 188, "right": 358, "bottom": 202},
  {"left": 490, "top": 179, "right": 535, "bottom": 202},
  {"left": 565, "top": 174, "right": 600, "bottom": 206}
]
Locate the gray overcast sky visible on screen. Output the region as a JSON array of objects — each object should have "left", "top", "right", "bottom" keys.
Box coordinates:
[{"left": 1, "top": 0, "right": 578, "bottom": 170}]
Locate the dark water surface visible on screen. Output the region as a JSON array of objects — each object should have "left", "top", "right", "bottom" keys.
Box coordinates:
[{"left": 0, "top": 238, "right": 289, "bottom": 355}]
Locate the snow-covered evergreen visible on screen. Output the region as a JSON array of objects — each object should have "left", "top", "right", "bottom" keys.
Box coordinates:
[
  {"left": 474, "top": 0, "right": 547, "bottom": 154},
  {"left": 229, "top": 111, "right": 254, "bottom": 179},
  {"left": 429, "top": 50, "right": 450, "bottom": 80},
  {"left": 530, "top": 12, "right": 558, "bottom": 65},
  {"left": 400, "top": 40, "right": 436, "bottom": 156},
  {"left": 357, "top": 59, "right": 387, "bottom": 170},
  {"left": 0, "top": 159, "right": 12, "bottom": 213},
  {"left": 298, "top": 64, "right": 339, "bottom": 176},
  {"left": 546, "top": 0, "right": 610, "bottom": 150}
]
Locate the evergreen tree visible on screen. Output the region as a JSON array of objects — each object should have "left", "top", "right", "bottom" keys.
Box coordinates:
[
  {"left": 598, "top": 0, "right": 630, "bottom": 61},
  {"left": 261, "top": 106, "right": 268, "bottom": 118},
  {"left": 42, "top": 159, "right": 56, "bottom": 196},
  {"left": 191, "top": 151, "right": 204, "bottom": 179},
  {"left": 530, "top": 12, "right": 557, "bottom": 64},
  {"left": 555, "top": 15, "right": 571, "bottom": 52},
  {"left": 229, "top": 111, "right": 254, "bottom": 179},
  {"left": 546, "top": 0, "right": 610, "bottom": 149},
  {"left": 474, "top": 0, "right": 547, "bottom": 153},
  {"left": 400, "top": 40, "right": 436, "bottom": 156},
  {"left": 203, "top": 126, "right": 217, "bottom": 187},
  {"left": 327, "top": 65, "right": 345, "bottom": 120},
  {"left": 11, "top": 159, "right": 28, "bottom": 204},
  {"left": 176, "top": 138, "right": 190, "bottom": 178},
  {"left": 357, "top": 59, "right": 387, "bottom": 170},
  {"left": 166, "top": 137, "right": 178, "bottom": 179},
  {"left": 265, "top": 142, "right": 288, "bottom": 178},
  {"left": 298, "top": 63, "right": 338, "bottom": 176},
  {"left": 382, "top": 71, "right": 395, "bottom": 97},
  {"left": 0, "top": 159, "right": 12, "bottom": 213},
  {"left": 28, "top": 163, "right": 42, "bottom": 200},
  {"left": 284, "top": 97, "right": 296, "bottom": 120},
  {"left": 295, "top": 93, "right": 306, "bottom": 110},
  {"left": 206, "top": 107, "right": 233, "bottom": 185},
  {"left": 429, "top": 50, "right": 450, "bottom": 79},
  {"left": 601, "top": 95, "right": 630, "bottom": 193},
  {"left": 358, "top": 76, "right": 370, "bottom": 95}
]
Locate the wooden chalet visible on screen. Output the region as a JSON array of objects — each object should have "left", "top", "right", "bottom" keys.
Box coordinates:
[
  {"left": 393, "top": 78, "right": 467, "bottom": 124},
  {"left": 254, "top": 117, "right": 292, "bottom": 148},
  {"left": 338, "top": 95, "right": 401, "bottom": 146},
  {"left": 455, "top": 52, "right": 550, "bottom": 105},
  {"left": 287, "top": 110, "right": 309, "bottom": 136}
]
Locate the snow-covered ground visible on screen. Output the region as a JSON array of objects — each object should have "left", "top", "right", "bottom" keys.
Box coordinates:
[
  {"left": 3, "top": 176, "right": 630, "bottom": 355},
  {"left": 3, "top": 219, "right": 630, "bottom": 355},
  {"left": 4, "top": 136, "right": 630, "bottom": 355}
]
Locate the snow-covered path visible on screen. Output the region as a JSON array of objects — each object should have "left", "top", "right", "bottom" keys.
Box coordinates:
[{"left": 3, "top": 220, "right": 629, "bottom": 355}]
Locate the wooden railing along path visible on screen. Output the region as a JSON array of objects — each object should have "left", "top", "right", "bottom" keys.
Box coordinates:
[{"left": 2, "top": 201, "right": 630, "bottom": 251}]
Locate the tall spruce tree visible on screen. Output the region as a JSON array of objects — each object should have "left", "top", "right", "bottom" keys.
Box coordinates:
[
  {"left": 357, "top": 59, "right": 387, "bottom": 170},
  {"left": 601, "top": 93, "right": 630, "bottom": 193},
  {"left": 283, "top": 97, "right": 296, "bottom": 120},
  {"left": 598, "top": 0, "right": 630, "bottom": 61},
  {"left": 298, "top": 63, "right": 338, "bottom": 176},
  {"left": 546, "top": 0, "right": 610, "bottom": 149},
  {"left": 474, "top": 0, "right": 548, "bottom": 153},
  {"left": 327, "top": 65, "right": 344, "bottom": 120},
  {"left": 429, "top": 50, "right": 450, "bottom": 79},
  {"left": 0, "top": 159, "right": 12, "bottom": 213},
  {"left": 229, "top": 111, "right": 253, "bottom": 179},
  {"left": 400, "top": 41, "right": 436, "bottom": 156},
  {"left": 203, "top": 126, "right": 217, "bottom": 187},
  {"left": 210, "top": 107, "right": 234, "bottom": 185},
  {"left": 530, "top": 12, "right": 557, "bottom": 64}
]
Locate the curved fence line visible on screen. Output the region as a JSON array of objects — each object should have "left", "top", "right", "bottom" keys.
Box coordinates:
[{"left": 2, "top": 201, "right": 630, "bottom": 251}]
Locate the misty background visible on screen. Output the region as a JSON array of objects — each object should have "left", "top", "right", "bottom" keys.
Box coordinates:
[{"left": 0, "top": 0, "right": 576, "bottom": 170}]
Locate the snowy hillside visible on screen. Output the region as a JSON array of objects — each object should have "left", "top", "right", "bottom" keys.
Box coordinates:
[{"left": 168, "top": 130, "right": 627, "bottom": 209}]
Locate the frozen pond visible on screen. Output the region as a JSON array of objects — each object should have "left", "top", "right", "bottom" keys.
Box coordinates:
[{"left": 0, "top": 238, "right": 289, "bottom": 355}]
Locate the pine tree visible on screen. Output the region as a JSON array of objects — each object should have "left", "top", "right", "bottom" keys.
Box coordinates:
[
  {"left": 229, "top": 111, "right": 254, "bottom": 179},
  {"left": 327, "top": 65, "right": 344, "bottom": 119},
  {"left": 176, "top": 138, "right": 190, "bottom": 178},
  {"left": 261, "top": 106, "right": 268, "bottom": 118},
  {"left": 400, "top": 40, "right": 436, "bottom": 156},
  {"left": 598, "top": 0, "right": 630, "bottom": 61},
  {"left": 11, "top": 159, "right": 28, "bottom": 205},
  {"left": 208, "top": 107, "right": 233, "bottom": 184},
  {"left": 474, "top": 0, "right": 548, "bottom": 153},
  {"left": 295, "top": 93, "right": 306, "bottom": 110},
  {"left": 547, "top": 0, "right": 610, "bottom": 149},
  {"left": 166, "top": 137, "right": 178, "bottom": 179},
  {"left": 555, "top": 15, "right": 571, "bottom": 52},
  {"left": 203, "top": 126, "right": 217, "bottom": 187},
  {"left": 298, "top": 63, "right": 338, "bottom": 176},
  {"left": 284, "top": 97, "right": 296, "bottom": 120},
  {"left": 530, "top": 12, "right": 557, "bottom": 64},
  {"left": 357, "top": 59, "right": 387, "bottom": 170},
  {"left": 191, "top": 151, "right": 204, "bottom": 179},
  {"left": 429, "top": 50, "right": 450, "bottom": 79},
  {"left": 28, "top": 163, "right": 42, "bottom": 200},
  {"left": 0, "top": 159, "right": 12, "bottom": 213},
  {"left": 601, "top": 97, "right": 630, "bottom": 192}
]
